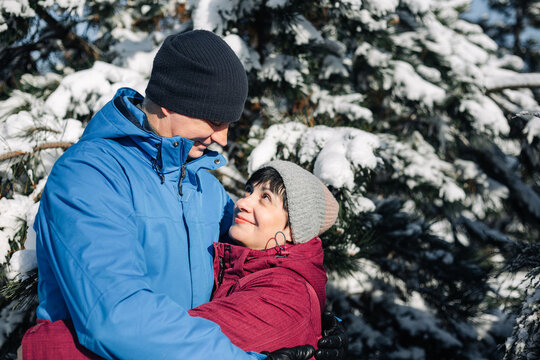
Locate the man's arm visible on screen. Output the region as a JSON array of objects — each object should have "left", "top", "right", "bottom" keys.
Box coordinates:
[{"left": 36, "top": 145, "right": 258, "bottom": 360}]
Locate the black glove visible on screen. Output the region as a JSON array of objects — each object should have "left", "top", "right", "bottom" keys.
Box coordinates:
[
  {"left": 315, "top": 311, "right": 348, "bottom": 360},
  {"left": 262, "top": 345, "right": 315, "bottom": 360}
]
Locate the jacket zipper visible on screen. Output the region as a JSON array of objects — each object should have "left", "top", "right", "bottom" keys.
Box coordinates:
[
  {"left": 178, "top": 164, "right": 186, "bottom": 195},
  {"left": 218, "top": 256, "right": 225, "bottom": 286},
  {"left": 217, "top": 244, "right": 230, "bottom": 286}
]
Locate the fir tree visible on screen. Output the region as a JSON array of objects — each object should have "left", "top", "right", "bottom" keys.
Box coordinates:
[
  {"left": 0, "top": 1, "right": 539, "bottom": 359},
  {"left": 478, "top": 0, "right": 540, "bottom": 72}
]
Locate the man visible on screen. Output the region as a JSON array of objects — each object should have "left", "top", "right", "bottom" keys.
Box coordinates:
[{"left": 28, "top": 30, "right": 345, "bottom": 360}]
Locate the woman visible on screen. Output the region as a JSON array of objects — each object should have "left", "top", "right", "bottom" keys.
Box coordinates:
[{"left": 20, "top": 160, "right": 339, "bottom": 359}]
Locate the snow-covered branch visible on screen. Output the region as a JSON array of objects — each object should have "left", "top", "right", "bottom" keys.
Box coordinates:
[{"left": 485, "top": 73, "right": 540, "bottom": 92}]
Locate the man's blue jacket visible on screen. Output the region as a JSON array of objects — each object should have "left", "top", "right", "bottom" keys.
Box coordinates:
[{"left": 34, "top": 87, "right": 261, "bottom": 359}]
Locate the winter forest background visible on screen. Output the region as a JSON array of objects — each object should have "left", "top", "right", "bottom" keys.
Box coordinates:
[{"left": 0, "top": 0, "right": 539, "bottom": 359}]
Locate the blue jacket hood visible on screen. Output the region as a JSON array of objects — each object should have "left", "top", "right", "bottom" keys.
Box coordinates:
[
  {"left": 80, "top": 88, "right": 149, "bottom": 141},
  {"left": 81, "top": 87, "right": 226, "bottom": 176}
]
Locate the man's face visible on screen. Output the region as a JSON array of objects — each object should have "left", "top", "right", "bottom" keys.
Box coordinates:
[
  {"left": 153, "top": 110, "right": 229, "bottom": 158},
  {"left": 228, "top": 182, "right": 292, "bottom": 250}
]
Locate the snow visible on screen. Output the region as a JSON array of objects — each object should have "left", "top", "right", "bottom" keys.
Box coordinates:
[
  {"left": 363, "top": 0, "right": 399, "bottom": 16},
  {"left": 0, "top": 195, "right": 35, "bottom": 263},
  {"left": 422, "top": 15, "right": 494, "bottom": 77},
  {"left": 249, "top": 123, "right": 380, "bottom": 190},
  {"left": 379, "top": 132, "right": 464, "bottom": 202},
  {"left": 460, "top": 96, "right": 509, "bottom": 136},
  {"left": 490, "top": 271, "right": 529, "bottom": 300},
  {"left": 392, "top": 292, "right": 463, "bottom": 347},
  {"left": 7, "top": 250, "right": 37, "bottom": 279},
  {"left": 109, "top": 31, "right": 158, "bottom": 75},
  {"left": 0, "top": 0, "right": 35, "bottom": 18},
  {"left": 24, "top": 199, "right": 42, "bottom": 251},
  {"left": 431, "top": 0, "right": 471, "bottom": 22},
  {"left": 489, "top": 54, "right": 524, "bottom": 72},
  {"left": 485, "top": 73, "right": 540, "bottom": 92},
  {"left": 290, "top": 15, "right": 324, "bottom": 45},
  {"left": 502, "top": 89, "right": 539, "bottom": 111},
  {"left": 346, "top": 193, "right": 376, "bottom": 214},
  {"left": 505, "top": 288, "right": 539, "bottom": 356},
  {"left": 0, "top": 90, "right": 37, "bottom": 120},
  {"left": 415, "top": 64, "right": 442, "bottom": 83},
  {"left": 248, "top": 122, "right": 306, "bottom": 172},
  {"left": 320, "top": 55, "right": 349, "bottom": 79},
  {"left": 429, "top": 219, "right": 454, "bottom": 243},
  {"left": 258, "top": 54, "right": 306, "bottom": 87},
  {"left": 224, "top": 34, "right": 261, "bottom": 72},
  {"left": 389, "top": 61, "right": 446, "bottom": 108},
  {"left": 439, "top": 181, "right": 466, "bottom": 203},
  {"left": 357, "top": 9, "right": 389, "bottom": 31},
  {"left": 20, "top": 72, "right": 63, "bottom": 89},
  {"left": 401, "top": 0, "right": 432, "bottom": 14},
  {"left": 314, "top": 141, "right": 356, "bottom": 189},
  {"left": 192, "top": 0, "right": 239, "bottom": 34},
  {"left": 477, "top": 179, "right": 508, "bottom": 217},
  {"left": 340, "top": 0, "right": 363, "bottom": 11},
  {"left": 452, "top": 19, "right": 483, "bottom": 35},
  {"left": 0, "top": 111, "right": 38, "bottom": 154},
  {"left": 2, "top": 0, "right": 540, "bottom": 357},
  {"left": 266, "top": 0, "right": 288, "bottom": 8},
  {"left": 354, "top": 42, "right": 392, "bottom": 68},
  {"left": 312, "top": 87, "right": 373, "bottom": 123},
  {"left": 329, "top": 259, "right": 384, "bottom": 294},
  {"left": 466, "top": 33, "right": 498, "bottom": 52},
  {"left": 0, "top": 302, "right": 24, "bottom": 347},
  {"left": 450, "top": 34, "right": 490, "bottom": 66},
  {"left": 45, "top": 61, "right": 146, "bottom": 119},
  {"left": 0, "top": 106, "right": 84, "bottom": 155},
  {"left": 524, "top": 114, "right": 540, "bottom": 144}
]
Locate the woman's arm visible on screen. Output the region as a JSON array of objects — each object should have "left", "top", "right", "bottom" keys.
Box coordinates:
[{"left": 188, "top": 269, "right": 321, "bottom": 353}]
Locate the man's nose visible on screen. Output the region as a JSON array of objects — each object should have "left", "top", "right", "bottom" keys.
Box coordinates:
[{"left": 211, "top": 126, "right": 228, "bottom": 147}]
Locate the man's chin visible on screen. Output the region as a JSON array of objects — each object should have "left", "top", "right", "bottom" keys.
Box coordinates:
[{"left": 187, "top": 149, "right": 205, "bottom": 159}]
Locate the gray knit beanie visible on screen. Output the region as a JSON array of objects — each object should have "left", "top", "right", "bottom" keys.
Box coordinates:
[
  {"left": 145, "top": 30, "right": 248, "bottom": 123},
  {"left": 264, "top": 160, "right": 339, "bottom": 244}
]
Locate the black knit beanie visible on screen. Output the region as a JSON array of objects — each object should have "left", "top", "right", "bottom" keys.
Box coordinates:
[{"left": 145, "top": 30, "right": 248, "bottom": 123}]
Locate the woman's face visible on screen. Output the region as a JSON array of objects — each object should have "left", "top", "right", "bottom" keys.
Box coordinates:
[{"left": 228, "top": 182, "right": 292, "bottom": 250}]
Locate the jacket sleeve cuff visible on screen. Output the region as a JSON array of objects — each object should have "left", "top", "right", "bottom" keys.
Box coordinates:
[{"left": 248, "top": 351, "right": 267, "bottom": 359}]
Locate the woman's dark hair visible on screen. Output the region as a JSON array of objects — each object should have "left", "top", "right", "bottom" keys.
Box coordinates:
[{"left": 246, "top": 167, "right": 290, "bottom": 226}]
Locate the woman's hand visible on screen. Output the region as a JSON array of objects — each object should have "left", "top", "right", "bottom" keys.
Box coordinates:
[{"left": 315, "top": 311, "right": 348, "bottom": 360}]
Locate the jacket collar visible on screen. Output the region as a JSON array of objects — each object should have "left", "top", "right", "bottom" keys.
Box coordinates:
[
  {"left": 214, "top": 238, "right": 324, "bottom": 276},
  {"left": 82, "top": 87, "right": 227, "bottom": 175},
  {"left": 213, "top": 238, "right": 327, "bottom": 311}
]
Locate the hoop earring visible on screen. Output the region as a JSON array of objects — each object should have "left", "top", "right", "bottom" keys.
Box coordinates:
[
  {"left": 265, "top": 238, "right": 275, "bottom": 250},
  {"left": 273, "top": 231, "right": 289, "bottom": 258}
]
